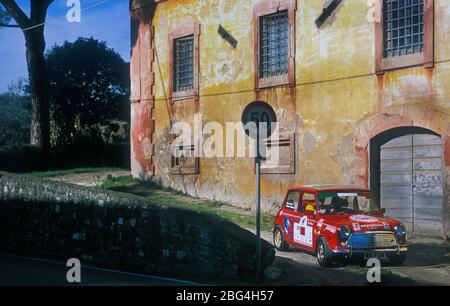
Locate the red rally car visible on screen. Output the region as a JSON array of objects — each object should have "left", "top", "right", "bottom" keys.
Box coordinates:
[{"left": 273, "top": 185, "right": 408, "bottom": 267}]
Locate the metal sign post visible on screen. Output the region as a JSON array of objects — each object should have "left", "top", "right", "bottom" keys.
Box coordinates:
[
  {"left": 241, "top": 101, "right": 276, "bottom": 280},
  {"left": 255, "top": 131, "right": 262, "bottom": 279}
]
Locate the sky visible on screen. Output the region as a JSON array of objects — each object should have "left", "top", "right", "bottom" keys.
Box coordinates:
[{"left": 0, "top": 0, "right": 130, "bottom": 93}]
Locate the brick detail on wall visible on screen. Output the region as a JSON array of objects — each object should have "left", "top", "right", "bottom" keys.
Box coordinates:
[
  {"left": 130, "top": 3, "right": 156, "bottom": 176},
  {"left": 355, "top": 106, "right": 450, "bottom": 187},
  {"left": 375, "top": 0, "right": 434, "bottom": 74},
  {"left": 168, "top": 23, "right": 201, "bottom": 104},
  {"left": 253, "top": 0, "right": 296, "bottom": 90}
]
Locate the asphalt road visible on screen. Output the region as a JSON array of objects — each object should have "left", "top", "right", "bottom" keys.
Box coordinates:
[{"left": 0, "top": 254, "right": 196, "bottom": 286}]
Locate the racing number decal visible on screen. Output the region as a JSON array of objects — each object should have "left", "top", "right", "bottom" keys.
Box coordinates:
[{"left": 294, "top": 216, "right": 313, "bottom": 247}]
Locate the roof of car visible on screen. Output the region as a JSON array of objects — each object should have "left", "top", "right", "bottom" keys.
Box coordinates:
[{"left": 289, "top": 185, "right": 371, "bottom": 193}]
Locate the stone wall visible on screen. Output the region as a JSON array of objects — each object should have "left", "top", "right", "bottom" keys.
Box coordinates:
[{"left": 0, "top": 172, "right": 275, "bottom": 282}]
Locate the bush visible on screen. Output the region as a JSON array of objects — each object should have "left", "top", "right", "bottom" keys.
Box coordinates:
[
  {"left": 0, "top": 144, "right": 130, "bottom": 173},
  {"left": 0, "top": 90, "right": 31, "bottom": 147}
]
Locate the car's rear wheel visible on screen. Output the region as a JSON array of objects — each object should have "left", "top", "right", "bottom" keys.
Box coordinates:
[
  {"left": 389, "top": 252, "right": 407, "bottom": 266},
  {"left": 316, "top": 238, "right": 334, "bottom": 267},
  {"left": 273, "top": 226, "right": 289, "bottom": 251}
]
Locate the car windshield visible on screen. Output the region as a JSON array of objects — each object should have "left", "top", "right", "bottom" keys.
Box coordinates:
[{"left": 317, "top": 191, "right": 380, "bottom": 215}]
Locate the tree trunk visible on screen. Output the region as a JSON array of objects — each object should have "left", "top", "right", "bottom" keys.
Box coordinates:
[
  {"left": 25, "top": 30, "right": 50, "bottom": 151},
  {"left": 0, "top": 0, "right": 53, "bottom": 151}
]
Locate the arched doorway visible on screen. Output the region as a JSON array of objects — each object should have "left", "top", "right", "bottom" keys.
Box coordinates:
[{"left": 370, "top": 127, "right": 443, "bottom": 237}]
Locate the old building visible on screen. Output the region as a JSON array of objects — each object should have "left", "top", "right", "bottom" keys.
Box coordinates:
[{"left": 130, "top": 0, "right": 450, "bottom": 238}]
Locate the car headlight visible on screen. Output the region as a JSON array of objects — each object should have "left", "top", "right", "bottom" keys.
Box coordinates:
[
  {"left": 338, "top": 225, "right": 350, "bottom": 241},
  {"left": 394, "top": 224, "right": 407, "bottom": 243}
]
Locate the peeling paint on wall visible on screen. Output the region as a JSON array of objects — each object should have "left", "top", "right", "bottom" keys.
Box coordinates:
[{"left": 130, "top": 0, "right": 450, "bottom": 226}]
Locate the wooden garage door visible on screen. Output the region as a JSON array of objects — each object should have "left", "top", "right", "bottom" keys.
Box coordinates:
[{"left": 380, "top": 134, "right": 443, "bottom": 236}]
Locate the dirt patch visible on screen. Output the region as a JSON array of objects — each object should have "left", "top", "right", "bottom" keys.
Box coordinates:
[{"left": 47, "top": 170, "right": 131, "bottom": 187}]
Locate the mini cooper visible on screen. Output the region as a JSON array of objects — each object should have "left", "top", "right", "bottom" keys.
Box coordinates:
[{"left": 273, "top": 185, "right": 408, "bottom": 267}]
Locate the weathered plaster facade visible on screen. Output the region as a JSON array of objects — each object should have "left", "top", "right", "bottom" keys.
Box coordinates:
[{"left": 130, "top": 0, "right": 450, "bottom": 237}]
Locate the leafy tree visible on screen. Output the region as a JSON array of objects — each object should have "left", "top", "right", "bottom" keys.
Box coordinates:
[
  {"left": 0, "top": 0, "right": 54, "bottom": 151},
  {"left": 0, "top": 5, "right": 12, "bottom": 26},
  {"left": 0, "top": 78, "right": 31, "bottom": 147},
  {"left": 46, "top": 37, "right": 130, "bottom": 146}
]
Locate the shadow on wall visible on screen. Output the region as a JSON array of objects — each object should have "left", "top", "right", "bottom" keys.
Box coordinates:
[{"left": 0, "top": 172, "right": 275, "bottom": 283}]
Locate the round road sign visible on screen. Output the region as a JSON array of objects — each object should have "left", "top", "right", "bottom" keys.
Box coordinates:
[{"left": 241, "top": 101, "right": 277, "bottom": 139}]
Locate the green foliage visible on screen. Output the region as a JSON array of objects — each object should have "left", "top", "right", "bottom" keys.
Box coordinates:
[
  {"left": 0, "top": 79, "right": 31, "bottom": 146},
  {"left": 0, "top": 5, "right": 12, "bottom": 26},
  {"left": 0, "top": 143, "right": 130, "bottom": 173},
  {"left": 50, "top": 118, "right": 130, "bottom": 146},
  {"left": 46, "top": 37, "right": 130, "bottom": 146},
  {"left": 100, "top": 175, "right": 137, "bottom": 189}
]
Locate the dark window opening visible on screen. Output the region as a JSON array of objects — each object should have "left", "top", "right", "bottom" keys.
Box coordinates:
[
  {"left": 170, "top": 143, "right": 199, "bottom": 175},
  {"left": 174, "top": 35, "right": 194, "bottom": 92},
  {"left": 384, "top": 0, "right": 424, "bottom": 58},
  {"left": 259, "top": 10, "right": 289, "bottom": 78}
]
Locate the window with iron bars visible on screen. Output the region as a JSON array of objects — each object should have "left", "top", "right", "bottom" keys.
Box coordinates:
[
  {"left": 259, "top": 10, "right": 289, "bottom": 79},
  {"left": 174, "top": 35, "right": 194, "bottom": 92},
  {"left": 384, "top": 0, "right": 424, "bottom": 58}
]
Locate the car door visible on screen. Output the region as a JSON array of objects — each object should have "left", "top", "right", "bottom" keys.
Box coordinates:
[
  {"left": 280, "top": 190, "right": 301, "bottom": 246},
  {"left": 291, "top": 192, "right": 317, "bottom": 251}
]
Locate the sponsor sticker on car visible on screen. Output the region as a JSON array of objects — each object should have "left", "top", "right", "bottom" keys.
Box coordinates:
[
  {"left": 349, "top": 215, "right": 379, "bottom": 223},
  {"left": 325, "top": 225, "right": 337, "bottom": 233},
  {"left": 352, "top": 223, "right": 361, "bottom": 231},
  {"left": 294, "top": 216, "right": 313, "bottom": 247}
]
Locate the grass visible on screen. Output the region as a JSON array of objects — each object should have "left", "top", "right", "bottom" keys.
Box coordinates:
[
  {"left": 101, "top": 175, "right": 276, "bottom": 232},
  {"left": 27, "top": 167, "right": 123, "bottom": 178},
  {"left": 99, "top": 175, "right": 137, "bottom": 189}
]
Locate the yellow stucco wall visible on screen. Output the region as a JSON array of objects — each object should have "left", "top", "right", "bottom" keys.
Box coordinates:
[{"left": 146, "top": 0, "right": 450, "bottom": 212}]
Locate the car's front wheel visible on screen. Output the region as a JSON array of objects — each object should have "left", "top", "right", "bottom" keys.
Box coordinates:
[
  {"left": 273, "top": 226, "right": 289, "bottom": 251},
  {"left": 316, "top": 237, "right": 334, "bottom": 267}
]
